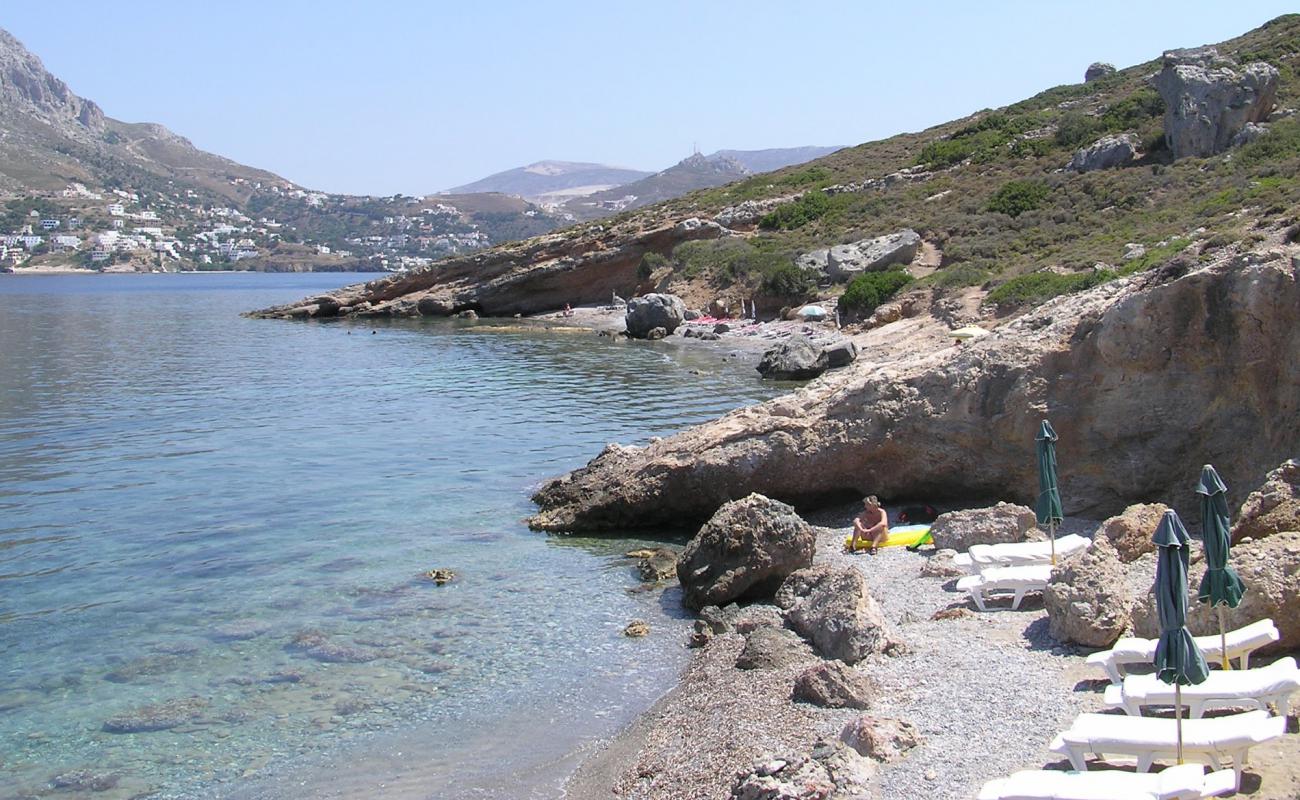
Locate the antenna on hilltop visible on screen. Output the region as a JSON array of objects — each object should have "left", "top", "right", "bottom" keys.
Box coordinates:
[{"left": 693, "top": 141, "right": 700, "bottom": 156}]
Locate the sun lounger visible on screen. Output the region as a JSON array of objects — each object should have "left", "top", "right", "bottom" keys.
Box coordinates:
[
  {"left": 955, "top": 564, "right": 1053, "bottom": 611},
  {"left": 1049, "top": 709, "right": 1286, "bottom": 785},
  {"left": 976, "top": 763, "right": 1238, "bottom": 800},
  {"left": 1102, "top": 657, "right": 1299, "bottom": 718},
  {"left": 954, "top": 534, "right": 1091, "bottom": 574},
  {"left": 1086, "top": 619, "right": 1281, "bottom": 684}
]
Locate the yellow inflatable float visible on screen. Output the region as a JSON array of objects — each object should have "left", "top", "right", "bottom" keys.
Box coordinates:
[{"left": 844, "top": 524, "right": 932, "bottom": 551}]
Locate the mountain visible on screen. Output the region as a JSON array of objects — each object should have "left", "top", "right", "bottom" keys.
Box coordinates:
[
  {"left": 0, "top": 28, "right": 567, "bottom": 272},
  {"left": 443, "top": 161, "right": 653, "bottom": 204},
  {"left": 562, "top": 153, "right": 752, "bottom": 220},
  {"left": 706, "top": 146, "right": 844, "bottom": 174}
]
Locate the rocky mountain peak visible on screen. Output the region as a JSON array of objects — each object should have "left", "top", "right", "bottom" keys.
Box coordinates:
[{"left": 0, "top": 27, "right": 104, "bottom": 132}]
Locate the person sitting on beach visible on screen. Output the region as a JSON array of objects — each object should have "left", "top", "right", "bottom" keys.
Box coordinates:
[
  {"left": 563, "top": 303, "right": 573, "bottom": 317},
  {"left": 851, "top": 495, "right": 889, "bottom": 555}
]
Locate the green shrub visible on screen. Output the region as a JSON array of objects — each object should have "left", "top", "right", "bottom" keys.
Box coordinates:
[
  {"left": 931, "top": 261, "right": 992, "bottom": 290},
  {"left": 760, "top": 263, "right": 814, "bottom": 297},
  {"left": 987, "top": 180, "right": 1051, "bottom": 217},
  {"left": 1099, "top": 89, "right": 1165, "bottom": 132},
  {"left": 985, "top": 268, "right": 1114, "bottom": 309},
  {"left": 1235, "top": 118, "right": 1300, "bottom": 167},
  {"left": 638, "top": 252, "right": 667, "bottom": 280},
  {"left": 759, "top": 191, "right": 831, "bottom": 230},
  {"left": 1054, "top": 112, "right": 1100, "bottom": 148},
  {"left": 839, "top": 270, "right": 913, "bottom": 317}
]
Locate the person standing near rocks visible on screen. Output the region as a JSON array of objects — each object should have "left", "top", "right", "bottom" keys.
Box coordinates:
[{"left": 851, "top": 495, "right": 889, "bottom": 554}]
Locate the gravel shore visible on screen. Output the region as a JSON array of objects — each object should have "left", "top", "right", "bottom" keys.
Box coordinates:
[{"left": 566, "top": 510, "right": 1300, "bottom": 799}]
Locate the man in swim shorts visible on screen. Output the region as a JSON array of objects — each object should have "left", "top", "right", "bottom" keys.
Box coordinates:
[{"left": 851, "top": 495, "right": 889, "bottom": 554}]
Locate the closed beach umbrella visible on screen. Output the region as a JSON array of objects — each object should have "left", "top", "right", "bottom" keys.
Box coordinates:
[
  {"left": 1035, "top": 420, "right": 1064, "bottom": 563},
  {"left": 1153, "top": 509, "right": 1210, "bottom": 763},
  {"left": 1195, "top": 464, "right": 1246, "bottom": 669}
]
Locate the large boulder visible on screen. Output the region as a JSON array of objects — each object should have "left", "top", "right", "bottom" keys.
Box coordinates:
[
  {"left": 1232, "top": 459, "right": 1300, "bottom": 543},
  {"left": 823, "top": 230, "right": 921, "bottom": 280},
  {"left": 1099, "top": 502, "right": 1170, "bottom": 563},
  {"left": 775, "top": 565, "right": 896, "bottom": 664},
  {"left": 757, "top": 335, "right": 829, "bottom": 381},
  {"left": 1067, "top": 133, "right": 1140, "bottom": 172},
  {"left": 677, "top": 494, "right": 815, "bottom": 610},
  {"left": 1043, "top": 537, "right": 1130, "bottom": 648},
  {"left": 1085, "top": 62, "right": 1116, "bottom": 82},
  {"left": 1132, "top": 530, "right": 1300, "bottom": 652},
  {"left": 823, "top": 339, "right": 859, "bottom": 369},
  {"left": 735, "top": 626, "right": 817, "bottom": 671},
  {"left": 625, "top": 293, "right": 686, "bottom": 338},
  {"left": 840, "top": 715, "right": 921, "bottom": 762},
  {"left": 791, "top": 661, "right": 874, "bottom": 709},
  {"left": 1154, "top": 47, "right": 1279, "bottom": 159},
  {"left": 929, "top": 503, "right": 1037, "bottom": 551}
]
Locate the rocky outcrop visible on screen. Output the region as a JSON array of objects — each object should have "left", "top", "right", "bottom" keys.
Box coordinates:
[
  {"left": 1099, "top": 502, "right": 1170, "bottom": 562},
  {"left": 1154, "top": 47, "right": 1279, "bottom": 159},
  {"left": 791, "top": 661, "right": 874, "bottom": 709},
  {"left": 1085, "top": 62, "right": 1117, "bottom": 82},
  {"left": 1132, "top": 530, "right": 1300, "bottom": 652},
  {"left": 799, "top": 230, "right": 921, "bottom": 280},
  {"left": 757, "top": 335, "right": 830, "bottom": 381},
  {"left": 1043, "top": 537, "right": 1130, "bottom": 647},
  {"left": 776, "top": 566, "right": 896, "bottom": 664},
  {"left": 735, "top": 626, "right": 817, "bottom": 671},
  {"left": 626, "top": 293, "right": 686, "bottom": 338},
  {"left": 530, "top": 251, "right": 1300, "bottom": 533},
  {"left": 1232, "top": 459, "right": 1300, "bottom": 543},
  {"left": 1067, "top": 133, "right": 1139, "bottom": 172},
  {"left": 715, "top": 196, "right": 798, "bottom": 228},
  {"left": 250, "top": 214, "right": 727, "bottom": 320},
  {"left": 929, "top": 503, "right": 1037, "bottom": 551},
  {"left": 677, "top": 494, "right": 815, "bottom": 610}
]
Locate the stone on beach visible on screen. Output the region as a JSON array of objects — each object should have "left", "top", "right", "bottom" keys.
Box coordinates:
[
  {"left": 791, "top": 661, "right": 874, "bottom": 709},
  {"left": 1232, "top": 459, "right": 1300, "bottom": 543},
  {"left": 735, "top": 626, "right": 816, "bottom": 670},
  {"left": 1043, "top": 537, "right": 1130, "bottom": 648},
  {"left": 757, "top": 335, "right": 829, "bottom": 381},
  {"left": 839, "top": 715, "right": 922, "bottom": 762},
  {"left": 677, "top": 494, "right": 816, "bottom": 610},
  {"left": 1099, "top": 502, "right": 1169, "bottom": 562},
  {"left": 625, "top": 293, "right": 686, "bottom": 338},
  {"left": 630, "top": 547, "right": 678, "bottom": 582},
  {"left": 928, "top": 503, "right": 1037, "bottom": 552},
  {"left": 775, "top": 565, "right": 896, "bottom": 664},
  {"left": 730, "top": 753, "right": 835, "bottom": 800}
]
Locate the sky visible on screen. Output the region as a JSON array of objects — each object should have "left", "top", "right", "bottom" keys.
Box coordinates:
[{"left": 3, "top": 1, "right": 1295, "bottom": 196}]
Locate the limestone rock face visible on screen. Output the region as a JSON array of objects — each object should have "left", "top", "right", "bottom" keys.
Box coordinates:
[
  {"left": 735, "top": 626, "right": 817, "bottom": 671},
  {"left": 677, "top": 494, "right": 815, "bottom": 610},
  {"left": 776, "top": 566, "right": 895, "bottom": 664},
  {"left": 1154, "top": 47, "right": 1279, "bottom": 159},
  {"left": 529, "top": 252, "right": 1300, "bottom": 535},
  {"left": 791, "top": 661, "right": 874, "bottom": 709},
  {"left": 1085, "top": 62, "right": 1117, "bottom": 82},
  {"left": 820, "top": 230, "right": 921, "bottom": 280},
  {"left": 1100, "top": 503, "right": 1170, "bottom": 562},
  {"left": 929, "top": 503, "right": 1037, "bottom": 551},
  {"left": 1132, "top": 530, "right": 1300, "bottom": 651},
  {"left": 1044, "top": 537, "right": 1130, "bottom": 647},
  {"left": 1232, "top": 459, "right": 1300, "bottom": 543},
  {"left": 626, "top": 293, "right": 686, "bottom": 338},
  {"left": 757, "top": 335, "right": 830, "bottom": 381},
  {"left": 1068, "top": 133, "right": 1140, "bottom": 172}
]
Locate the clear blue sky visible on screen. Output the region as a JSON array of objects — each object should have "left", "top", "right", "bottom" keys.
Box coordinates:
[{"left": 4, "top": 2, "right": 1294, "bottom": 195}]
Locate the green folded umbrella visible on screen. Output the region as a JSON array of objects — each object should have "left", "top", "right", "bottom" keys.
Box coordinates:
[
  {"left": 1036, "top": 420, "right": 1064, "bottom": 563},
  {"left": 1195, "top": 464, "right": 1246, "bottom": 669},
  {"left": 1153, "top": 509, "right": 1209, "bottom": 764}
]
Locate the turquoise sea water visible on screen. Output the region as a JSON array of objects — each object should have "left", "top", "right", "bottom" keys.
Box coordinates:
[{"left": 0, "top": 273, "right": 783, "bottom": 799}]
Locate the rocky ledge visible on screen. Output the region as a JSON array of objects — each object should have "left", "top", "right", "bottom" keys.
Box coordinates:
[{"left": 530, "top": 247, "right": 1300, "bottom": 532}]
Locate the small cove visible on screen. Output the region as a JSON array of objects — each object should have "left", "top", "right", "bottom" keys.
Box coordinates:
[{"left": 0, "top": 273, "right": 786, "bottom": 798}]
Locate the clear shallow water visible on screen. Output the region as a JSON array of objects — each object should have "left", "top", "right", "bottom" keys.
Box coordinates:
[{"left": 0, "top": 273, "right": 783, "bottom": 799}]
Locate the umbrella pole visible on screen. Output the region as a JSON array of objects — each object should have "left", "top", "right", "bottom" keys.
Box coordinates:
[
  {"left": 1218, "top": 605, "right": 1230, "bottom": 670},
  {"left": 1175, "top": 683, "right": 1184, "bottom": 764},
  {"left": 1049, "top": 520, "right": 1057, "bottom": 565}
]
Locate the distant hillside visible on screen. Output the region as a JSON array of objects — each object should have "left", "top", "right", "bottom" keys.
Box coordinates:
[
  {"left": 443, "top": 161, "right": 653, "bottom": 203},
  {"left": 0, "top": 27, "right": 566, "bottom": 272},
  {"left": 562, "top": 153, "right": 751, "bottom": 220},
  {"left": 707, "top": 146, "right": 844, "bottom": 174}
]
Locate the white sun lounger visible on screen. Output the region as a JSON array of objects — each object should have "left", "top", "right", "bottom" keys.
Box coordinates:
[
  {"left": 955, "top": 564, "right": 1053, "bottom": 611},
  {"left": 977, "top": 763, "right": 1238, "bottom": 800},
  {"left": 954, "top": 534, "right": 1091, "bottom": 574},
  {"left": 1086, "top": 619, "right": 1281, "bottom": 684},
  {"left": 1102, "top": 657, "right": 1299, "bottom": 718},
  {"left": 1049, "top": 709, "right": 1286, "bottom": 785}
]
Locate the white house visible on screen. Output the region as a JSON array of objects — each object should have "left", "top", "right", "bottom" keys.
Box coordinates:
[
  {"left": 107, "top": 204, "right": 125, "bottom": 216},
  {"left": 50, "top": 235, "right": 82, "bottom": 252}
]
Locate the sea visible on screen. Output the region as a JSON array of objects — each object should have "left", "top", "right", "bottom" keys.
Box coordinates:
[{"left": 0, "top": 273, "right": 784, "bottom": 799}]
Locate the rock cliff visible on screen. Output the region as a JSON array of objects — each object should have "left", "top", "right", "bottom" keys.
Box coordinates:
[{"left": 530, "top": 249, "right": 1300, "bottom": 531}]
